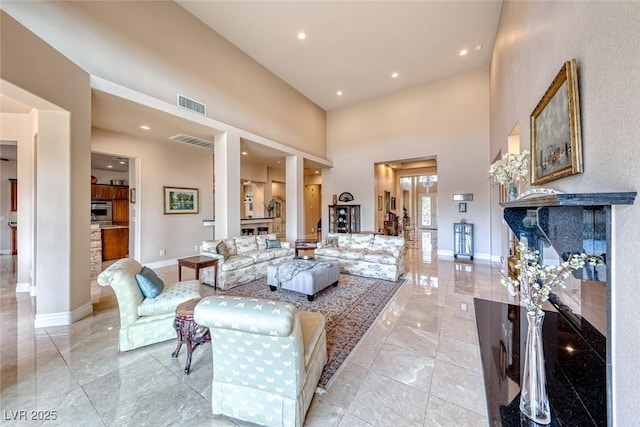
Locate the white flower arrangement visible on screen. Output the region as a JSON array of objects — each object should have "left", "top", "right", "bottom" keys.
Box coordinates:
[
  {"left": 501, "top": 242, "right": 594, "bottom": 315},
  {"left": 489, "top": 150, "right": 531, "bottom": 186}
]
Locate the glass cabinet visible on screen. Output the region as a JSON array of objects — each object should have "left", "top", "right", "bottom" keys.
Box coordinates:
[
  {"left": 328, "top": 205, "right": 360, "bottom": 233},
  {"left": 453, "top": 222, "right": 473, "bottom": 259}
]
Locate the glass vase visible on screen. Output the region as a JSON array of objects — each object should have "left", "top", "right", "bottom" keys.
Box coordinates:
[
  {"left": 507, "top": 182, "right": 518, "bottom": 201},
  {"left": 520, "top": 311, "right": 551, "bottom": 424}
]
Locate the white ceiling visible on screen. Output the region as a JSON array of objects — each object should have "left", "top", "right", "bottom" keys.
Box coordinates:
[
  {"left": 3, "top": 2, "right": 503, "bottom": 174},
  {"left": 177, "top": 0, "right": 503, "bottom": 111}
]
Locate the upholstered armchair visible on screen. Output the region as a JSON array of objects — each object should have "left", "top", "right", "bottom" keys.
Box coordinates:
[
  {"left": 97, "top": 258, "right": 201, "bottom": 351},
  {"left": 194, "top": 295, "right": 327, "bottom": 427}
]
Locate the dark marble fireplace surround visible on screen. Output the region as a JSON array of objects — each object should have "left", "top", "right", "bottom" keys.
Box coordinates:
[{"left": 476, "top": 192, "right": 636, "bottom": 426}]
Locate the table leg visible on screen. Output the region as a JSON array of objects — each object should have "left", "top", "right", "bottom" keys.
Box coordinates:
[
  {"left": 194, "top": 266, "right": 200, "bottom": 282},
  {"left": 178, "top": 264, "right": 182, "bottom": 281},
  {"left": 171, "top": 317, "right": 185, "bottom": 358}
]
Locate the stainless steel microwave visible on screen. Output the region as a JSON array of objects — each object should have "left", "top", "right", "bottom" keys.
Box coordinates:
[{"left": 91, "top": 201, "right": 112, "bottom": 222}]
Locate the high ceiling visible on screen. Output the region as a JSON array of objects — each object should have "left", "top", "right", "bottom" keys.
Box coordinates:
[
  {"left": 3, "top": 2, "right": 504, "bottom": 174},
  {"left": 177, "top": 1, "right": 503, "bottom": 111}
]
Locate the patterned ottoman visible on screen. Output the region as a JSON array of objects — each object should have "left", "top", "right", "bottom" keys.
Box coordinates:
[{"left": 267, "top": 259, "right": 340, "bottom": 301}]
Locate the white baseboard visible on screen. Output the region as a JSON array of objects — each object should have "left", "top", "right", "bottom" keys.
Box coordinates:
[
  {"left": 145, "top": 258, "right": 178, "bottom": 270},
  {"left": 15, "top": 282, "right": 31, "bottom": 293},
  {"left": 34, "top": 302, "right": 93, "bottom": 328},
  {"left": 0, "top": 249, "right": 11, "bottom": 255}
]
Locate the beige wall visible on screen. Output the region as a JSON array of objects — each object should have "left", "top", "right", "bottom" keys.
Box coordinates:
[
  {"left": 1, "top": 11, "right": 92, "bottom": 324},
  {"left": 327, "top": 68, "right": 491, "bottom": 258},
  {"left": 1, "top": 1, "right": 327, "bottom": 157},
  {"left": 92, "top": 128, "right": 214, "bottom": 264},
  {"left": 490, "top": 2, "right": 640, "bottom": 423}
]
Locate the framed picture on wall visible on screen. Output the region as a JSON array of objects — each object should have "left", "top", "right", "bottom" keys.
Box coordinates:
[
  {"left": 163, "top": 186, "right": 199, "bottom": 214},
  {"left": 459, "top": 202, "right": 467, "bottom": 213},
  {"left": 391, "top": 197, "right": 396, "bottom": 211},
  {"left": 531, "top": 59, "right": 583, "bottom": 184},
  {"left": 378, "top": 195, "right": 383, "bottom": 211}
]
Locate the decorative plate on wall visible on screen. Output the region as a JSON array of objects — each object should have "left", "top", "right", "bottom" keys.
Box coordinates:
[{"left": 338, "top": 192, "right": 354, "bottom": 202}]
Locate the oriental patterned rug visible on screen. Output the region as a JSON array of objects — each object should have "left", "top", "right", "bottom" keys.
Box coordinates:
[{"left": 213, "top": 274, "right": 406, "bottom": 389}]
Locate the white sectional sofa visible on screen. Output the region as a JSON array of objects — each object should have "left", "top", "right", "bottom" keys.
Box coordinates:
[
  {"left": 314, "top": 232, "right": 405, "bottom": 281},
  {"left": 200, "top": 233, "right": 294, "bottom": 290}
]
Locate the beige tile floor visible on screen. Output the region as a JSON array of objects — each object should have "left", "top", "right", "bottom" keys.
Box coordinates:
[{"left": 0, "top": 231, "right": 514, "bottom": 426}]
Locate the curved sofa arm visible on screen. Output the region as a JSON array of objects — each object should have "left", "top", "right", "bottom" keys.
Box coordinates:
[{"left": 194, "top": 295, "right": 297, "bottom": 337}]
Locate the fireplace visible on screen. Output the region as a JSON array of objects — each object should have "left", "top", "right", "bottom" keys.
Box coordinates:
[{"left": 476, "top": 191, "right": 635, "bottom": 426}]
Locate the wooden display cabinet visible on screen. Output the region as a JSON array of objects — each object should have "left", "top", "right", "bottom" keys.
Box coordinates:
[{"left": 328, "top": 204, "right": 361, "bottom": 233}]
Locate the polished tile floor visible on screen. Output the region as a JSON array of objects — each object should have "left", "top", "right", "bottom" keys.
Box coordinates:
[{"left": 0, "top": 231, "right": 514, "bottom": 426}]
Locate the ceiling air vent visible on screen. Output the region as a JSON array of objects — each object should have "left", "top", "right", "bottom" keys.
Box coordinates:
[
  {"left": 169, "top": 134, "right": 214, "bottom": 149},
  {"left": 177, "top": 94, "right": 206, "bottom": 116}
]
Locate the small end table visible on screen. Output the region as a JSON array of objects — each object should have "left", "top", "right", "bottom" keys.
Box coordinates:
[
  {"left": 295, "top": 239, "right": 318, "bottom": 258},
  {"left": 171, "top": 297, "right": 211, "bottom": 375},
  {"left": 177, "top": 255, "right": 219, "bottom": 288}
]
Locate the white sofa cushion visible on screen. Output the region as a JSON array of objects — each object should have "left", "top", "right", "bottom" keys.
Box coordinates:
[
  {"left": 341, "top": 249, "right": 365, "bottom": 260},
  {"left": 256, "top": 233, "right": 278, "bottom": 250},
  {"left": 350, "top": 233, "right": 374, "bottom": 249},
  {"left": 315, "top": 247, "right": 343, "bottom": 257},
  {"left": 221, "top": 255, "right": 255, "bottom": 271},
  {"left": 363, "top": 251, "right": 399, "bottom": 265},
  {"left": 138, "top": 280, "right": 201, "bottom": 316},
  {"left": 372, "top": 235, "right": 405, "bottom": 257},
  {"left": 249, "top": 251, "right": 275, "bottom": 263},
  {"left": 235, "top": 236, "right": 258, "bottom": 254}
]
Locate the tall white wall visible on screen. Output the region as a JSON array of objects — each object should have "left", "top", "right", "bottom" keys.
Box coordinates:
[
  {"left": 327, "top": 68, "right": 491, "bottom": 259},
  {"left": 1, "top": 1, "right": 326, "bottom": 157},
  {"left": 91, "top": 128, "right": 214, "bottom": 264},
  {"left": 490, "top": 2, "right": 640, "bottom": 423},
  {"left": 1, "top": 11, "right": 91, "bottom": 324}
]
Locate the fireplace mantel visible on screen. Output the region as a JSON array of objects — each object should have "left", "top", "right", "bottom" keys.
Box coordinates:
[
  {"left": 493, "top": 191, "right": 635, "bottom": 426},
  {"left": 499, "top": 191, "right": 636, "bottom": 209}
]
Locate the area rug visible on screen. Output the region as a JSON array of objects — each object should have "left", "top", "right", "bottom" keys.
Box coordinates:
[{"left": 218, "top": 274, "right": 406, "bottom": 389}]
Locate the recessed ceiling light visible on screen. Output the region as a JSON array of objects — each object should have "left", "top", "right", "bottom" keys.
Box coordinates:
[
  {"left": 459, "top": 49, "right": 468, "bottom": 56},
  {"left": 297, "top": 32, "right": 306, "bottom": 40},
  {"left": 336, "top": 90, "right": 343, "bottom": 97},
  {"left": 241, "top": 151, "right": 248, "bottom": 155},
  {"left": 475, "top": 44, "right": 483, "bottom": 52},
  {"left": 139, "top": 125, "right": 151, "bottom": 130},
  {"left": 391, "top": 72, "right": 399, "bottom": 79},
  {"left": 107, "top": 165, "right": 113, "bottom": 169},
  {"left": 315, "top": 170, "right": 319, "bottom": 174}
]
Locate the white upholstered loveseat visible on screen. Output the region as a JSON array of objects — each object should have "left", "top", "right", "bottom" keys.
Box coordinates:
[
  {"left": 315, "top": 232, "right": 405, "bottom": 281},
  {"left": 200, "top": 233, "right": 294, "bottom": 290}
]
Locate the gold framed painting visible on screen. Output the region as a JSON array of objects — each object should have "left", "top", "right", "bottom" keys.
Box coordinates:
[
  {"left": 163, "top": 186, "right": 199, "bottom": 214},
  {"left": 530, "top": 59, "right": 583, "bottom": 185}
]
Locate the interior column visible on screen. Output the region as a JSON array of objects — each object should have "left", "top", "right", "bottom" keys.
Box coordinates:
[
  {"left": 214, "top": 131, "right": 241, "bottom": 239},
  {"left": 285, "top": 155, "right": 304, "bottom": 240}
]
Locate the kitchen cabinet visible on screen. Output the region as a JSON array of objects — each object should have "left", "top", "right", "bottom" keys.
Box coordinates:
[
  {"left": 112, "top": 200, "right": 129, "bottom": 226},
  {"left": 91, "top": 184, "right": 128, "bottom": 201},
  {"left": 102, "top": 227, "right": 128, "bottom": 261},
  {"left": 113, "top": 186, "right": 129, "bottom": 200},
  {"left": 91, "top": 185, "right": 115, "bottom": 200}
]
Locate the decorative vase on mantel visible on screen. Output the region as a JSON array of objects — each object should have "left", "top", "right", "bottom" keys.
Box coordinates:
[
  {"left": 507, "top": 182, "right": 519, "bottom": 201},
  {"left": 520, "top": 310, "right": 551, "bottom": 424}
]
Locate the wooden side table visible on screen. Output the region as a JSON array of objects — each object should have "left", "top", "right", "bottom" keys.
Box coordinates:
[
  {"left": 295, "top": 239, "right": 318, "bottom": 257},
  {"left": 171, "top": 297, "right": 211, "bottom": 375},
  {"left": 177, "top": 255, "right": 219, "bottom": 288}
]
